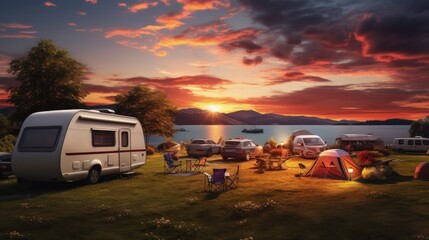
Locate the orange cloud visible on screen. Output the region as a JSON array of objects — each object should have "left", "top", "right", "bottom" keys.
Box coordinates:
[
  {"left": 116, "top": 40, "right": 147, "bottom": 51},
  {"left": 128, "top": 2, "right": 158, "bottom": 13},
  {"left": 160, "top": 0, "right": 170, "bottom": 5},
  {"left": 0, "top": 23, "right": 32, "bottom": 29},
  {"left": 177, "top": 0, "right": 230, "bottom": 11},
  {"left": 155, "top": 11, "right": 190, "bottom": 30},
  {"left": 85, "top": 0, "right": 97, "bottom": 4},
  {"left": 44, "top": 2, "right": 56, "bottom": 7},
  {"left": 0, "top": 23, "right": 36, "bottom": 38},
  {"left": 78, "top": 11, "right": 87, "bottom": 16},
  {"left": 105, "top": 28, "right": 152, "bottom": 38},
  {"left": 153, "top": 25, "right": 260, "bottom": 54},
  {"left": 75, "top": 28, "right": 102, "bottom": 32}
]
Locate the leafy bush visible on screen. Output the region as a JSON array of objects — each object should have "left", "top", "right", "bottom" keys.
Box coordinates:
[
  {"left": 266, "top": 138, "right": 277, "bottom": 148},
  {"left": 0, "top": 134, "right": 16, "bottom": 152},
  {"left": 356, "top": 151, "right": 383, "bottom": 165},
  {"left": 146, "top": 145, "right": 155, "bottom": 155}
]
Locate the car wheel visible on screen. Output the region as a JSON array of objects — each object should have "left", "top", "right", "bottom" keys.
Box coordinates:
[
  {"left": 245, "top": 152, "right": 251, "bottom": 161},
  {"left": 87, "top": 167, "right": 101, "bottom": 184},
  {"left": 299, "top": 151, "right": 305, "bottom": 158},
  {"left": 222, "top": 156, "right": 228, "bottom": 161},
  {"left": 206, "top": 149, "right": 212, "bottom": 157}
]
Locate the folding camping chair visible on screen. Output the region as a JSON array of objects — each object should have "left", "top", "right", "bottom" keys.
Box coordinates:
[
  {"left": 226, "top": 165, "right": 240, "bottom": 189},
  {"left": 163, "top": 153, "right": 182, "bottom": 174},
  {"left": 203, "top": 168, "right": 226, "bottom": 192}
]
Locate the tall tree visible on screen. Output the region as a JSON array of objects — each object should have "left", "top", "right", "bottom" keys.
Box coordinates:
[
  {"left": 409, "top": 115, "right": 429, "bottom": 137},
  {"left": 0, "top": 114, "right": 10, "bottom": 138},
  {"left": 0, "top": 114, "right": 15, "bottom": 152},
  {"left": 7, "top": 39, "right": 87, "bottom": 123},
  {"left": 115, "top": 85, "right": 177, "bottom": 145}
]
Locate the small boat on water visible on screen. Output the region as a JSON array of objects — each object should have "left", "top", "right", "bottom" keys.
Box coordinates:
[
  {"left": 241, "top": 128, "right": 264, "bottom": 134},
  {"left": 175, "top": 127, "right": 188, "bottom": 132}
]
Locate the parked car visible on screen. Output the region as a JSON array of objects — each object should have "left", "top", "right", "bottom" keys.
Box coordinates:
[
  {"left": 186, "top": 138, "right": 221, "bottom": 158},
  {"left": 292, "top": 135, "right": 327, "bottom": 158},
  {"left": 0, "top": 152, "right": 12, "bottom": 179},
  {"left": 221, "top": 138, "right": 262, "bottom": 161}
]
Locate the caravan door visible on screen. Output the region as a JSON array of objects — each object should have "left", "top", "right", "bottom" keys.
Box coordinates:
[{"left": 119, "top": 129, "right": 132, "bottom": 172}]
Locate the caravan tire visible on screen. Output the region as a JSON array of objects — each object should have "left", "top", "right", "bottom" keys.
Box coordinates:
[
  {"left": 17, "top": 177, "right": 27, "bottom": 185},
  {"left": 87, "top": 167, "right": 101, "bottom": 184}
]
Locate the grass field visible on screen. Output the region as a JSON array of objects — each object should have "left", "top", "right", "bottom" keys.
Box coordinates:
[{"left": 0, "top": 152, "right": 428, "bottom": 240}]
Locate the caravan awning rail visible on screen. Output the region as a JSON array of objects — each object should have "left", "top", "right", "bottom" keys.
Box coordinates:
[{"left": 79, "top": 114, "right": 137, "bottom": 125}]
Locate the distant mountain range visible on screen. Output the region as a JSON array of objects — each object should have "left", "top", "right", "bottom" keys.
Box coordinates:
[
  {"left": 175, "top": 108, "right": 413, "bottom": 125},
  {"left": 0, "top": 106, "right": 414, "bottom": 125}
]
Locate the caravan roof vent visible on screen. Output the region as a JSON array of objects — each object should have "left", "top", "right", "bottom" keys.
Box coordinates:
[{"left": 96, "top": 109, "right": 115, "bottom": 114}]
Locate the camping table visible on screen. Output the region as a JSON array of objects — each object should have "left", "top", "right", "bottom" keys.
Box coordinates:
[
  {"left": 266, "top": 158, "right": 287, "bottom": 170},
  {"left": 179, "top": 158, "right": 199, "bottom": 173}
]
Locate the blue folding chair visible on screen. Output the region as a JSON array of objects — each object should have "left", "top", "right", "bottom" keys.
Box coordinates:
[{"left": 163, "top": 153, "right": 182, "bottom": 174}]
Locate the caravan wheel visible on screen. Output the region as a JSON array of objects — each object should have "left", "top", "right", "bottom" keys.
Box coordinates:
[{"left": 87, "top": 167, "right": 101, "bottom": 184}]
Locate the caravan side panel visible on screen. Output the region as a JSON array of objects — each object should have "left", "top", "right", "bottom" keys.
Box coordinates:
[{"left": 60, "top": 111, "right": 146, "bottom": 182}]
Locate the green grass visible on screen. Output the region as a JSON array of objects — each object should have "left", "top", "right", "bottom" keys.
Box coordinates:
[{"left": 1, "top": 152, "right": 429, "bottom": 240}]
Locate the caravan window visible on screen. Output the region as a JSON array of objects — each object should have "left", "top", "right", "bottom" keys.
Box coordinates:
[
  {"left": 121, "top": 131, "right": 129, "bottom": 147},
  {"left": 18, "top": 126, "right": 62, "bottom": 152},
  {"left": 408, "top": 140, "right": 414, "bottom": 145},
  {"left": 424, "top": 140, "right": 429, "bottom": 146},
  {"left": 397, "top": 139, "right": 404, "bottom": 145},
  {"left": 92, "top": 130, "right": 116, "bottom": 147}
]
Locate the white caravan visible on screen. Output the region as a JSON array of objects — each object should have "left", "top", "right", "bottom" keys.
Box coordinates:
[
  {"left": 391, "top": 136, "right": 429, "bottom": 153},
  {"left": 12, "top": 109, "right": 146, "bottom": 183},
  {"left": 334, "top": 134, "right": 384, "bottom": 151}
]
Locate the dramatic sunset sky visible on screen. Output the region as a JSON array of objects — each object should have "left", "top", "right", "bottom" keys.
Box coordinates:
[{"left": 1, "top": 0, "right": 428, "bottom": 121}]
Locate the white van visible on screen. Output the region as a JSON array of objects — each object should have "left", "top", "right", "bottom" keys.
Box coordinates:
[
  {"left": 391, "top": 136, "right": 429, "bottom": 153},
  {"left": 292, "top": 135, "right": 327, "bottom": 158},
  {"left": 12, "top": 109, "right": 146, "bottom": 184}
]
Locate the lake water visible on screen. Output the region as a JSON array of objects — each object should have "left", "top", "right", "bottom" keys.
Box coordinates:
[{"left": 150, "top": 125, "right": 410, "bottom": 147}]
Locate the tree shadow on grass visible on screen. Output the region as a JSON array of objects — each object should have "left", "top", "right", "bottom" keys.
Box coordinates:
[{"left": 0, "top": 173, "right": 134, "bottom": 202}]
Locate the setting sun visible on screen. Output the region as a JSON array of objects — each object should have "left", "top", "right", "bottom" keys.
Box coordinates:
[{"left": 208, "top": 105, "right": 220, "bottom": 113}]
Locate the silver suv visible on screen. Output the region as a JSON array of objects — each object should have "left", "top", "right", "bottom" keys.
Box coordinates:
[
  {"left": 221, "top": 138, "right": 262, "bottom": 161},
  {"left": 186, "top": 138, "right": 221, "bottom": 158}
]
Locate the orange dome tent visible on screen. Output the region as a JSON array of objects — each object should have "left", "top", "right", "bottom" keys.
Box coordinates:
[{"left": 303, "top": 149, "right": 362, "bottom": 180}]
